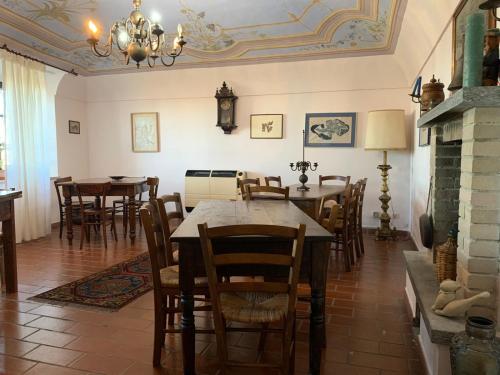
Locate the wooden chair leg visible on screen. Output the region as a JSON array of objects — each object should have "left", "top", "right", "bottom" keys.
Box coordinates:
[
  {"left": 112, "top": 213, "right": 118, "bottom": 241},
  {"left": 358, "top": 228, "right": 365, "bottom": 254},
  {"left": 258, "top": 323, "right": 269, "bottom": 352},
  {"left": 79, "top": 222, "right": 85, "bottom": 250},
  {"left": 153, "top": 307, "right": 165, "bottom": 367},
  {"left": 102, "top": 215, "right": 108, "bottom": 249},
  {"left": 59, "top": 214, "right": 64, "bottom": 239},
  {"left": 343, "top": 234, "right": 351, "bottom": 272},
  {"left": 167, "top": 296, "right": 175, "bottom": 326},
  {"left": 123, "top": 204, "right": 128, "bottom": 238},
  {"left": 289, "top": 318, "right": 296, "bottom": 375}
]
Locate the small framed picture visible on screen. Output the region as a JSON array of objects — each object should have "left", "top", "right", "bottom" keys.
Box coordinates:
[
  {"left": 419, "top": 127, "right": 431, "bottom": 147},
  {"left": 68, "top": 120, "right": 80, "bottom": 134},
  {"left": 131, "top": 112, "right": 160, "bottom": 153},
  {"left": 250, "top": 114, "right": 283, "bottom": 139},
  {"left": 305, "top": 113, "right": 356, "bottom": 147}
]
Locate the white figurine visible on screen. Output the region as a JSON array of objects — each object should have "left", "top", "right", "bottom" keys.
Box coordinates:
[{"left": 432, "top": 279, "right": 490, "bottom": 318}]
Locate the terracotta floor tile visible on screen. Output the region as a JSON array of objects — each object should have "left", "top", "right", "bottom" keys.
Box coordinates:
[
  {"left": 27, "top": 306, "right": 70, "bottom": 319},
  {"left": 70, "top": 353, "right": 134, "bottom": 375},
  {"left": 349, "top": 351, "right": 408, "bottom": 372},
  {"left": 24, "top": 363, "right": 90, "bottom": 375},
  {"left": 64, "top": 336, "right": 118, "bottom": 354},
  {"left": 23, "top": 345, "right": 84, "bottom": 367},
  {"left": 0, "top": 337, "right": 39, "bottom": 357},
  {"left": 0, "top": 310, "right": 40, "bottom": 325},
  {"left": 0, "top": 322, "right": 39, "bottom": 340},
  {"left": 24, "top": 329, "right": 78, "bottom": 347},
  {"left": 28, "top": 317, "right": 76, "bottom": 332},
  {"left": 0, "top": 300, "right": 40, "bottom": 313},
  {"left": 0, "top": 353, "right": 37, "bottom": 374}
]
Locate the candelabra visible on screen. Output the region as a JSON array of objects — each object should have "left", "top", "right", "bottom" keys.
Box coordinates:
[{"left": 290, "top": 130, "right": 318, "bottom": 191}]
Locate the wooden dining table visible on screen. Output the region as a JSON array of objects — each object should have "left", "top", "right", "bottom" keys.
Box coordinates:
[
  {"left": 59, "top": 178, "right": 149, "bottom": 244},
  {"left": 170, "top": 199, "right": 334, "bottom": 375},
  {"left": 0, "top": 190, "right": 22, "bottom": 293}
]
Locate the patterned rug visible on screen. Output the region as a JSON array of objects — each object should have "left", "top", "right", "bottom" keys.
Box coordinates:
[{"left": 31, "top": 253, "right": 153, "bottom": 311}]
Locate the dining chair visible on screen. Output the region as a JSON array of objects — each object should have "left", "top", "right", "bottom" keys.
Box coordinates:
[
  {"left": 75, "top": 182, "right": 117, "bottom": 249},
  {"left": 239, "top": 178, "right": 260, "bottom": 200},
  {"left": 245, "top": 185, "right": 290, "bottom": 201},
  {"left": 155, "top": 192, "right": 185, "bottom": 325},
  {"left": 355, "top": 178, "right": 368, "bottom": 256},
  {"left": 118, "top": 176, "right": 159, "bottom": 237},
  {"left": 265, "top": 175, "right": 282, "bottom": 187},
  {"left": 348, "top": 183, "right": 362, "bottom": 260},
  {"left": 318, "top": 175, "right": 351, "bottom": 186},
  {"left": 53, "top": 177, "right": 94, "bottom": 239},
  {"left": 198, "top": 222, "right": 306, "bottom": 374},
  {"left": 318, "top": 194, "right": 340, "bottom": 234},
  {"left": 331, "top": 183, "right": 354, "bottom": 271},
  {"left": 140, "top": 203, "right": 211, "bottom": 367}
]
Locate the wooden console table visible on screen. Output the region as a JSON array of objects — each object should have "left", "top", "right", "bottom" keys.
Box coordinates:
[{"left": 0, "top": 190, "right": 22, "bottom": 293}]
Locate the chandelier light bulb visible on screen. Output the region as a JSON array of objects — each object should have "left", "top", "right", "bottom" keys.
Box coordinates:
[
  {"left": 150, "top": 10, "right": 161, "bottom": 23},
  {"left": 118, "top": 30, "right": 129, "bottom": 45},
  {"left": 177, "top": 24, "right": 183, "bottom": 37},
  {"left": 88, "top": 20, "right": 98, "bottom": 36}
]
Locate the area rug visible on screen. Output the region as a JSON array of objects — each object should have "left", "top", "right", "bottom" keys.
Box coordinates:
[{"left": 30, "top": 253, "right": 153, "bottom": 311}]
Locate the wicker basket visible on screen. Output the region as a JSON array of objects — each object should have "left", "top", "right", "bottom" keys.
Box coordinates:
[{"left": 435, "top": 230, "right": 457, "bottom": 283}]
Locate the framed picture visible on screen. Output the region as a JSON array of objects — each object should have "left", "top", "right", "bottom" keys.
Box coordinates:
[
  {"left": 131, "top": 112, "right": 160, "bottom": 153},
  {"left": 305, "top": 113, "right": 356, "bottom": 147},
  {"left": 68, "top": 120, "right": 80, "bottom": 134},
  {"left": 250, "top": 114, "right": 283, "bottom": 139},
  {"left": 419, "top": 128, "right": 431, "bottom": 147},
  {"left": 452, "top": 0, "right": 495, "bottom": 77}
]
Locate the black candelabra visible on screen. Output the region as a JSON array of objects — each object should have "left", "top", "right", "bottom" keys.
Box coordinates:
[{"left": 290, "top": 130, "right": 318, "bottom": 191}]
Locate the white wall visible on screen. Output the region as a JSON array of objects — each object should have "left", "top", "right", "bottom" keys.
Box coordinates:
[
  {"left": 83, "top": 56, "right": 412, "bottom": 229},
  {"left": 409, "top": 23, "right": 455, "bottom": 251}
]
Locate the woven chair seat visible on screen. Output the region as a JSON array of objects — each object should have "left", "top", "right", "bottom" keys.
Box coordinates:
[
  {"left": 220, "top": 291, "right": 289, "bottom": 323},
  {"left": 159, "top": 265, "right": 207, "bottom": 287}
]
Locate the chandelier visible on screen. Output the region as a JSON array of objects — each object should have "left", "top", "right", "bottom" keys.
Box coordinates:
[{"left": 87, "top": 0, "right": 186, "bottom": 68}]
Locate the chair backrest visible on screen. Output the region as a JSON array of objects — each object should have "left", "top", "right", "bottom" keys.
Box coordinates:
[
  {"left": 356, "top": 178, "right": 368, "bottom": 227},
  {"left": 140, "top": 203, "right": 168, "bottom": 297},
  {"left": 265, "top": 176, "right": 282, "bottom": 187},
  {"left": 349, "top": 183, "right": 361, "bottom": 231},
  {"left": 245, "top": 185, "right": 290, "bottom": 201},
  {"left": 340, "top": 184, "right": 353, "bottom": 232},
  {"left": 319, "top": 175, "right": 351, "bottom": 187},
  {"left": 54, "top": 177, "right": 72, "bottom": 210},
  {"left": 147, "top": 177, "right": 160, "bottom": 201},
  {"left": 198, "top": 223, "right": 306, "bottom": 326},
  {"left": 239, "top": 178, "right": 260, "bottom": 199},
  {"left": 318, "top": 194, "right": 340, "bottom": 233},
  {"left": 75, "top": 182, "right": 111, "bottom": 212},
  {"left": 155, "top": 193, "right": 184, "bottom": 266}
]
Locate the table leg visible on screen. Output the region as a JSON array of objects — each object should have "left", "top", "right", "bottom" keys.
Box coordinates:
[
  {"left": 3, "top": 201, "right": 17, "bottom": 293},
  {"left": 309, "top": 241, "right": 329, "bottom": 375},
  {"left": 179, "top": 242, "right": 196, "bottom": 375},
  {"left": 64, "top": 196, "right": 73, "bottom": 245},
  {"left": 128, "top": 195, "right": 136, "bottom": 243}
]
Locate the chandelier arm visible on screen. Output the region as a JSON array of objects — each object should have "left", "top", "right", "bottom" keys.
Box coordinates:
[
  {"left": 90, "top": 42, "right": 112, "bottom": 57},
  {"left": 167, "top": 44, "right": 184, "bottom": 58},
  {"left": 147, "top": 55, "right": 156, "bottom": 68},
  {"left": 160, "top": 54, "right": 176, "bottom": 67}
]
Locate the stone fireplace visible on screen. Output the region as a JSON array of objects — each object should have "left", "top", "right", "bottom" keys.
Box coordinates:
[
  {"left": 426, "top": 89, "right": 500, "bottom": 316},
  {"left": 405, "top": 87, "right": 500, "bottom": 374}
]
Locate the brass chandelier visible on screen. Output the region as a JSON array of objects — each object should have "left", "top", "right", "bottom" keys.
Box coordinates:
[{"left": 87, "top": 0, "right": 186, "bottom": 68}]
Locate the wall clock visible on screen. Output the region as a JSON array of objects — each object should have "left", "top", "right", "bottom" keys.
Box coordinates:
[{"left": 215, "top": 82, "right": 238, "bottom": 134}]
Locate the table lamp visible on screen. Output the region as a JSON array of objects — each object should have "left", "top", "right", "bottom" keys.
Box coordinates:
[{"left": 365, "top": 109, "right": 407, "bottom": 240}]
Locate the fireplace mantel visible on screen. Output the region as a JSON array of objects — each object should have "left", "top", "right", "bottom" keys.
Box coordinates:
[{"left": 418, "top": 87, "right": 500, "bottom": 128}]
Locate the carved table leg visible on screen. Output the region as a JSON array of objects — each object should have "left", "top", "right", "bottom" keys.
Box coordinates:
[
  {"left": 64, "top": 195, "right": 73, "bottom": 245},
  {"left": 128, "top": 195, "right": 136, "bottom": 243},
  {"left": 309, "top": 241, "right": 329, "bottom": 375},
  {"left": 179, "top": 241, "right": 196, "bottom": 375}
]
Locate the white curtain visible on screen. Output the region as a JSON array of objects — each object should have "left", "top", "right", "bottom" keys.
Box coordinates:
[{"left": 1, "top": 51, "right": 55, "bottom": 242}]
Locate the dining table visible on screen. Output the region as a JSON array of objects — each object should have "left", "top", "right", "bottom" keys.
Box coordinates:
[
  {"left": 170, "top": 199, "right": 334, "bottom": 375},
  {"left": 0, "top": 190, "right": 22, "bottom": 293},
  {"left": 59, "top": 177, "right": 149, "bottom": 244}
]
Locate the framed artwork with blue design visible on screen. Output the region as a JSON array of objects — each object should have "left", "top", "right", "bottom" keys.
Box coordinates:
[{"left": 305, "top": 113, "right": 356, "bottom": 147}]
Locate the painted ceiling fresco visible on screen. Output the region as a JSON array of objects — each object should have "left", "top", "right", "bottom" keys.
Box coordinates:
[{"left": 0, "top": 0, "right": 407, "bottom": 75}]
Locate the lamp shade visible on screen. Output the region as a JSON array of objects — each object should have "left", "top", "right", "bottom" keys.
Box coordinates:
[{"left": 364, "top": 109, "right": 407, "bottom": 150}]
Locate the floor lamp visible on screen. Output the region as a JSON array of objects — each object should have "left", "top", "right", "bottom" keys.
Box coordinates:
[{"left": 365, "top": 110, "right": 407, "bottom": 240}]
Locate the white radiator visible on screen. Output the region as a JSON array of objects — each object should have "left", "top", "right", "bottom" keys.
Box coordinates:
[{"left": 185, "top": 170, "right": 246, "bottom": 210}]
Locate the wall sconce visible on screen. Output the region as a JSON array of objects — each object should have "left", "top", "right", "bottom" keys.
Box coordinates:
[
  {"left": 480, "top": 0, "right": 500, "bottom": 21},
  {"left": 409, "top": 76, "right": 423, "bottom": 114}
]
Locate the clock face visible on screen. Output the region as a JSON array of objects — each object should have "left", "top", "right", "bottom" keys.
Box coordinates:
[{"left": 220, "top": 99, "right": 232, "bottom": 111}]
